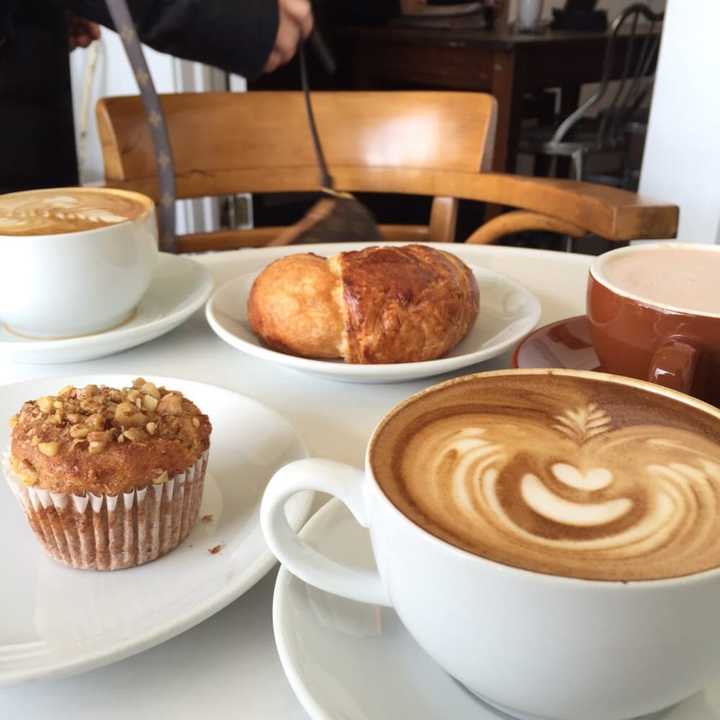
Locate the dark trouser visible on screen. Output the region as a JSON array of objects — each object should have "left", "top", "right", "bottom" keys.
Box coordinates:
[{"left": 0, "top": 0, "right": 78, "bottom": 194}]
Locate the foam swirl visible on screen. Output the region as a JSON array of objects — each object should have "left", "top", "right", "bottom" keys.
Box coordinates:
[
  {"left": 387, "top": 407, "right": 720, "bottom": 581},
  {"left": 0, "top": 189, "right": 148, "bottom": 236}
]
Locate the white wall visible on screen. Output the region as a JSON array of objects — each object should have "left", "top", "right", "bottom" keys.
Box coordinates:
[
  {"left": 639, "top": 0, "right": 720, "bottom": 244},
  {"left": 69, "top": 28, "right": 177, "bottom": 186}
]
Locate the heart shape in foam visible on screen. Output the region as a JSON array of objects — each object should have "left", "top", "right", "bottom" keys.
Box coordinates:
[{"left": 551, "top": 463, "right": 613, "bottom": 491}]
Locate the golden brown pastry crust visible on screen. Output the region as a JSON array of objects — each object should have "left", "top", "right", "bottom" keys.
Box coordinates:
[
  {"left": 247, "top": 244, "right": 479, "bottom": 364},
  {"left": 10, "top": 380, "right": 211, "bottom": 495},
  {"left": 338, "top": 245, "right": 479, "bottom": 363},
  {"left": 247, "top": 253, "right": 344, "bottom": 359}
]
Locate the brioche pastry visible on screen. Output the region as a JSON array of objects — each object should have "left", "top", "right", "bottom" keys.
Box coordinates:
[{"left": 248, "top": 244, "right": 479, "bottom": 364}]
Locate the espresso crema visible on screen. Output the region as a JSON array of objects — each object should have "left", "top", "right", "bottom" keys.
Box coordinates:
[
  {"left": 372, "top": 372, "right": 720, "bottom": 581},
  {"left": 0, "top": 187, "right": 150, "bottom": 236}
]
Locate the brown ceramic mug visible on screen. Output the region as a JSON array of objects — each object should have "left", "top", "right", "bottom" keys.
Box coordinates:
[{"left": 588, "top": 243, "right": 720, "bottom": 405}]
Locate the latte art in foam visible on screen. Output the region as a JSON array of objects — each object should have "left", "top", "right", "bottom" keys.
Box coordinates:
[
  {"left": 0, "top": 188, "right": 149, "bottom": 236},
  {"left": 372, "top": 373, "right": 720, "bottom": 581}
]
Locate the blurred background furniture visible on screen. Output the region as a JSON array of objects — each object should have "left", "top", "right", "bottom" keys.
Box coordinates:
[
  {"left": 331, "top": 18, "right": 662, "bottom": 175},
  {"left": 518, "top": 3, "right": 664, "bottom": 187},
  {"left": 97, "top": 90, "right": 677, "bottom": 253}
]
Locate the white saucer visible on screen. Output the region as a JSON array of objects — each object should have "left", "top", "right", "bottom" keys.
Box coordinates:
[
  {"left": 206, "top": 266, "right": 541, "bottom": 384},
  {"left": 0, "top": 254, "right": 213, "bottom": 364},
  {"left": 0, "top": 374, "right": 312, "bottom": 686},
  {"left": 273, "top": 499, "right": 720, "bottom": 720}
]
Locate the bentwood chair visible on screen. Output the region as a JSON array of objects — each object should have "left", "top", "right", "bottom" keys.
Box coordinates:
[
  {"left": 518, "top": 3, "right": 664, "bottom": 184},
  {"left": 96, "top": 90, "right": 677, "bottom": 252}
]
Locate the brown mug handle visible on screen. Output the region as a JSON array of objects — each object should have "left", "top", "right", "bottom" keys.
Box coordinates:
[{"left": 648, "top": 339, "right": 699, "bottom": 395}]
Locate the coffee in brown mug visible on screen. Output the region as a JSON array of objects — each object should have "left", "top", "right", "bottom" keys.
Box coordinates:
[
  {"left": 371, "top": 370, "right": 720, "bottom": 581},
  {"left": 588, "top": 243, "right": 720, "bottom": 405}
]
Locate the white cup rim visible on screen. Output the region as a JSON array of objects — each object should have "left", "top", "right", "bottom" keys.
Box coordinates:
[
  {"left": 590, "top": 242, "right": 720, "bottom": 320},
  {"left": 367, "top": 367, "right": 720, "bottom": 589}
]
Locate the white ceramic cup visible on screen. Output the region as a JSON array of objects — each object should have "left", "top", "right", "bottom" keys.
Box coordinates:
[
  {"left": 262, "top": 369, "right": 720, "bottom": 720},
  {"left": 0, "top": 187, "right": 157, "bottom": 338}
]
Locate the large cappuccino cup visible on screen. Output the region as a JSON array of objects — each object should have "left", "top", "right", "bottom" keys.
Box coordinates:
[
  {"left": 0, "top": 187, "right": 157, "bottom": 338},
  {"left": 262, "top": 369, "right": 720, "bottom": 720}
]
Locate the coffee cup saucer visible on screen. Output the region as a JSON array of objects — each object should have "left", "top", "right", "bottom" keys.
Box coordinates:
[
  {"left": 512, "top": 315, "right": 603, "bottom": 373},
  {"left": 0, "top": 254, "right": 212, "bottom": 364},
  {"left": 274, "top": 498, "right": 719, "bottom": 720}
]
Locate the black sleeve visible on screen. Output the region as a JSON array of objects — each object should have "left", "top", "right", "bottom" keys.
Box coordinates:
[{"left": 59, "top": 0, "right": 279, "bottom": 79}]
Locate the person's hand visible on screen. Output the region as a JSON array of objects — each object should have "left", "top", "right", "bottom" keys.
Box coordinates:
[
  {"left": 68, "top": 16, "right": 101, "bottom": 50},
  {"left": 263, "top": 0, "right": 313, "bottom": 73}
]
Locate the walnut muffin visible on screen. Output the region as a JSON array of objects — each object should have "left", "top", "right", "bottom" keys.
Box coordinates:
[{"left": 5, "top": 378, "right": 212, "bottom": 570}]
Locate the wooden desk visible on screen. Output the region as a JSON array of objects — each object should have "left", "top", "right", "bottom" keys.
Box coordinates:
[{"left": 338, "top": 23, "right": 652, "bottom": 173}]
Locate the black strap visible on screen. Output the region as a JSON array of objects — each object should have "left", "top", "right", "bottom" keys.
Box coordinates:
[
  {"left": 105, "top": 0, "right": 177, "bottom": 252},
  {"left": 299, "top": 42, "right": 334, "bottom": 191}
]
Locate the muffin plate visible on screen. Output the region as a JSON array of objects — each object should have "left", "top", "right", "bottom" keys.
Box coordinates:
[{"left": 0, "top": 375, "right": 311, "bottom": 685}]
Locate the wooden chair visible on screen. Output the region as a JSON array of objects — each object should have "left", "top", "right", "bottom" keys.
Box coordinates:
[{"left": 96, "top": 91, "right": 677, "bottom": 253}]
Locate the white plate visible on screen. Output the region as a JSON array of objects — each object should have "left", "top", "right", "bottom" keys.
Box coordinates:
[
  {"left": 0, "top": 374, "right": 312, "bottom": 686},
  {"left": 274, "top": 499, "right": 720, "bottom": 720},
  {"left": 206, "top": 264, "right": 541, "bottom": 384},
  {"left": 0, "top": 254, "right": 213, "bottom": 364}
]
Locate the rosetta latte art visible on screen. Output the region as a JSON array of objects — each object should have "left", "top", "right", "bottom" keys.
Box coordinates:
[
  {"left": 0, "top": 190, "right": 147, "bottom": 236},
  {"left": 395, "top": 404, "right": 720, "bottom": 581}
]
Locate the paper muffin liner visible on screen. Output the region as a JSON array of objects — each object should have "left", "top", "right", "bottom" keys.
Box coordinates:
[{"left": 4, "top": 451, "right": 208, "bottom": 571}]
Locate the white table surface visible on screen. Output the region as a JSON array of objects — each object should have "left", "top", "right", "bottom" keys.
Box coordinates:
[{"left": 0, "top": 244, "right": 592, "bottom": 719}]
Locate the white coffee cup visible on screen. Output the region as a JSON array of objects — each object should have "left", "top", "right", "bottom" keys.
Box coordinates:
[
  {"left": 0, "top": 187, "right": 157, "bottom": 338},
  {"left": 262, "top": 369, "right": 720, "bottom": 720}
]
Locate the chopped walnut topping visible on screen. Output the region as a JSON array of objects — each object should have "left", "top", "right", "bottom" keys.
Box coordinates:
[
  {"left": 88, "top": 430, "right": 111, "bottom": 443},
  {"left": 16, "top": 459, "right": 38, "bottom": 486},
  {"left": 80, "top": 384, "right": 98, "bottom": 398},
  {"left": 9, "top": 415, "right": 17, "bottom": 428},
  {"left": 141, "top": 382, "right": 161, "bottom": 399},
  {"left": 142, "top": 394, "right": 159, "bottom": 412},
  {"left": 38, "top": 441, "right": 59, "bottom": 457},
  {"left": 88, "top": 441, "right": 106, "bottom": 455},
  {"left": 87, "top": 413, "right": 105, "bottom": 431},
  {"left": 12, "top": 378, "right": 208, "bottom": 458},
  {"left": 123, "top": 428, "right": 147, "bottom": 442},
  {"left": 157, "top": 393, "right": 183, "bottom": 416},
  {"left": 37, "top": 396, "right": 53, "bottom": 413}
]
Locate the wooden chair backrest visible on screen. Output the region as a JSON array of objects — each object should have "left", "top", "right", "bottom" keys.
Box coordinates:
[
  {"left": 97, "top": 91, "right": 497, "bottom": 202},
  {"left": 97, "top": 90, "right": 677, "bottom": 250}
]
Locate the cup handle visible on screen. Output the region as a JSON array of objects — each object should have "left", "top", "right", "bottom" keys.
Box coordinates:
[
  {"left": 260, "top": 458, "right": 392, "bottom": 607},
  {"left": 648, "top": 339, "right": 699, "bottom": 395}
]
